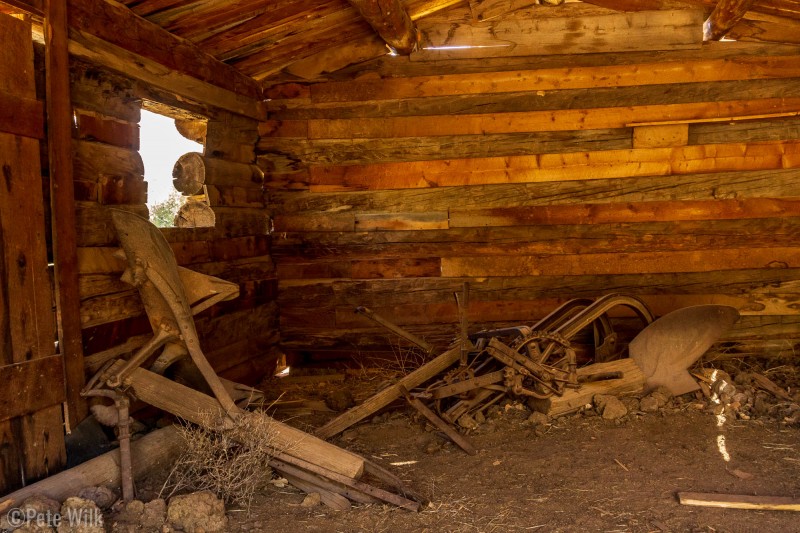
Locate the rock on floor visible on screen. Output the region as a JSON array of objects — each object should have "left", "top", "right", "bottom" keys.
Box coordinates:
[{"left": 166, "top": 491, "right": 227, "bottom": 533}]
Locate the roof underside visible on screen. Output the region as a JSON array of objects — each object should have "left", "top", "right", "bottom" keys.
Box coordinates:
[
  {"left": 86, "top": 0, "right": 800, "bottom": 84},
  {"left": 115, "top": 0, "right": 800, "bottom": 82}
]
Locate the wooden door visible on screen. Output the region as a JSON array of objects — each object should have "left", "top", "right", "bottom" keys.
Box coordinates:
[{"left": 0, "top": 13, "right": 66, "bottom": 493}]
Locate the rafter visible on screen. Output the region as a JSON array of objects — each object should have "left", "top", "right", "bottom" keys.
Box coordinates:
[
  {"left": 347, "top": 0, "right": 418, "bottom": 54},
  {"left": 704, "top": 0, "right": 755, "bottom": 40}
]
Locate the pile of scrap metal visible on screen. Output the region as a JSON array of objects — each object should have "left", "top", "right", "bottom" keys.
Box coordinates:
[
  {"left": 316, "top": 291, "right": 740, "bottom": 455},
  {"left": 48, "top": 210, "right": 424, "bottom": 512}
]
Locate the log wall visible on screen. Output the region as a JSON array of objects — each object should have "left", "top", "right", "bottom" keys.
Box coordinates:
[
  {"left": 71, "top": 60, "right": 278, "bottom": 386},
  {"left": 261, "top": 42, "right": 800, "bottom": 363}
]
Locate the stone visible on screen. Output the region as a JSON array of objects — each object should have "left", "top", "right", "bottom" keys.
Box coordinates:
[
  {"left": 77, "top": 486, "right": 116, "bottom": 511},
  {"left": 595, "top": 395, "right": 627, "bottom": 420},
  {"left": 457, "top": 413, "right": 479, "bottom": 430},
  {"left": 166, "top": 492, "right": 227, "bottom": 533},
  {"left": 325, "top": 389, "right": 355, "bottom": 412},
  {"left": 56, "top": 497, "right": 104, "bottom": 533},
  {"left": 651, "top": 388, "right": 672, "bottom": 407},
  {"left": 300, "top": 493, "right": 321, "bottom": 508},
  {"left": 141, "top": 499, "right": 167, "bottom": 530},
  {"left": 14, "top": 495, "right": 62, "bottom": 529},
  {"left": 526, "top": 411, "right": 550, "bottom": 426},
  {"left": 639, "top": 395, "right": 660, "bottom": 413},
  {"left": 114, "top": 500, "right": 144, "bottom": 524}
]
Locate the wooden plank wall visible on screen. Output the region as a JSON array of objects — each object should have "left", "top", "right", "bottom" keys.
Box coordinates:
[
  {"left": 70, "top": 60, "right": 279, "bottom": 386},
  {"left": 261, "top": 42, "right": 800, "bottom": 363},
  {"left": 0, "top": 15, "right": 65, "bottom": 494}
]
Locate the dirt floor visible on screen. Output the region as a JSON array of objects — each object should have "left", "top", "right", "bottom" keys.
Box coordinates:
[{"left": 208, "top": 365, "right": 800, "bottom": 533}]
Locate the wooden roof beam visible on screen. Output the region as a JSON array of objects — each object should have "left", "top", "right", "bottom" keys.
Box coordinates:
[
  {"left": 704, "top": 0, "right": 755, "bottom": 40},
  {"left": 67, "top": 0, "right": 262, "bottom": 106},
  {"left": 347, "top": 0, "right": 419, "bottom": 54}
]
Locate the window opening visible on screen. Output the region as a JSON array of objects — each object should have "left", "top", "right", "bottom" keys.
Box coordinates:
[{"left": 139, "top": 107, "right": 212, "bottom": 228}]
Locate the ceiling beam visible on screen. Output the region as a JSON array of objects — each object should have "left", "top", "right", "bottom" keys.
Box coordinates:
[
  {"left": 66, "top": 0, "right": 261, "bottom": 101},
  {"left": 347, "top": 0, "right": 418, "bottom": 54},
  {"left": 0, "top": 0, "right": 43, "bottom": 17},
  {"left": 704, "top": 0, "right": 755, "bottom": 40}
]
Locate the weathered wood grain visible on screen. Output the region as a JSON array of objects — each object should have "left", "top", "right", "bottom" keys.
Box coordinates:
[
  {"left": 270, "top": 168, "right": 800, "bottom": 213},
  {"left": 414, "top": 8, "right": 703, "bottom": 60},
  {"left": 440, "top": 247, "right": 800, "bottom": 277},
  {"left": 270, "top": 78, "right": 800, "bottom": 120},
  {"left": 308, "top": 140, "right": 800, "bottom": 190},
  {"left": 258, "top": 129, "right": 632, "bottom": 171},
  {"left": 303, "top": 99, "right": 800, "bottom": 139},
  {"left": 0, "top": 356, "right": 66, "bottom": 422},
  {"left": 307, "top": 54, "right": 800, "bottom": 103},
  {"left": 449, "top": 198, "right": 800, "bottom": 228}
]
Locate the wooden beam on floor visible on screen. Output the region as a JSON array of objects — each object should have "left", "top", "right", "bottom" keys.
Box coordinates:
[{"left": 678, "top": 492, "right": 800, "bottom": 511}]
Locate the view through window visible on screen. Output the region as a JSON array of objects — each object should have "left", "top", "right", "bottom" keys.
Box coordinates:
[{"left": 139, "top": 109, "right": 204, "bottom": 227}]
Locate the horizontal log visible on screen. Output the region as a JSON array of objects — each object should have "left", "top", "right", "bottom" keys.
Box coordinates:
[
  {"left": 74, "top": 110, "right": 139, "bottom": 149},
  {"left": 70, "top": 63, "right": 140, "bottom": 123},
  {"left": 414, "top": 8, "right": 703, "bottom": 60},
  {"left": 76, "top": 203, "right": 149, "bottom": 248},
  {"left": 174, "top": 153, "right": 264, "bottom": 190},
  {"left": 68, "top": 29, "right": 261, "bottom": 119},
  {"left": 278, "top": 315, "right": 800, "bottom": 354},
  {"left": 335, "top": 41, "right": 800, "bottom": 80},
  {"left": 96, "top": 175, "right": 148, "bottom": 205},
  {"left": 307, "top": 54, "right": 800, "bottom": 103},
  {"left": 212, "top": 207, "right": 270, "bottom": 238},
  {"left": 0, "top": 356, "right": 65, "bottom": 421},
  {"left": 354, "top": 212, "right": 448, "bottom": 231},
  {"left": 450, "top": 197, "right": 800, "bottom": 227},
  {"left": 690, "top": 117, "right": 800, "bottom": 145},
  {"left": 257, "top": 129, "right": 633, "bottom": 170},
  {"left": 308, "top": 140, "right": 800, "bottom": 190},
  {"left": 440, "top": 247, "right": 800, "bottom": 277},
  {"left": 277, "top": 257, "right": 441, "bottom": 280},
  {"left": 271, "top": 168, "right": 800, "bottom": 213},
  {"left": 80, "top": 290, "right": 144, "bottom": 328},
  {"left": 277, "top": 269, "right": 800, "bottom": 308},
  {"left": 196, "top": 303, "right": 278, "bottom": 355},
  {"left": 72, "top": 140, "right": 144, "bottom": 183},
  {"left": 281, "top": 293, "right": 800, "bottom": 331},
  {"left": 302, "top": 98, "right": 800, "bottom": 139},
  {"left": 269, "top": 78, "right": 800, "bottom": 120},
  {"left": 206, "top": 185, "right": 265, "bottom": 208},
  {"left": 208, "top": 235, "right": 271, "bottom": 262},
  {"left": 273, "top": 217, "right": 800, "bottom": 262},
  {"left": 0, "top": 425, "right": 182, "bottom": 508}
]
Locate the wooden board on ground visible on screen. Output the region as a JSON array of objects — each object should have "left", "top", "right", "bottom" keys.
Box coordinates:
[
  {"left": 315, "top": 344, "right": 463, "bottom": 439},
  {"left": 527, "top": 358, "right": 646, "bottom": 417},
  {"left": 678, "top": 492, "right": 800, "bottom": 511},
  {"left": 125, "top": 366, "right": 365, "bottom": 479}
]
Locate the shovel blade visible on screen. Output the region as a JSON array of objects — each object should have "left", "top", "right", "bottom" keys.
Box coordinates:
[{"left": 629, "top": 305, "right": 740, "bottom": 395}]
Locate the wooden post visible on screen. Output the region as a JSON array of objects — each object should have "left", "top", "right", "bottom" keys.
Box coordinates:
[{"left": 45, "top": 0, "right": 88, "bottom": 426}]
